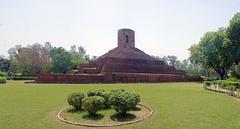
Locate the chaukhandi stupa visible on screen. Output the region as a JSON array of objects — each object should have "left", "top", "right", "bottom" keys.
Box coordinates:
[{"left": 36, "top": 29, "right": 202, "bottom": 83}]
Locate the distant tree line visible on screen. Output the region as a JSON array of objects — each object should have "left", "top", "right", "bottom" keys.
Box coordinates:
[
  {"left": 152, "top": 55, "right": 218, "bottom": 78},
  {"left": 0, "top": 42, "right": 96, "bottom": 77}
]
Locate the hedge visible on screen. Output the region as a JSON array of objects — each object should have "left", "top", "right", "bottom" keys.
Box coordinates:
[
  {"left": 12, "top": 77, "right": 36, "bottom": 80},
  {"left": 204, "top": 80, "right": 240, "bottom": 91},
  {"left": 0, "top": 77, "right": 7, "bottom": 84}
]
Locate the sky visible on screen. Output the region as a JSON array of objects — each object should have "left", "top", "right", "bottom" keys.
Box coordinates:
[{"left": 0, "top": 0, "right": 240, "bottom": 60}]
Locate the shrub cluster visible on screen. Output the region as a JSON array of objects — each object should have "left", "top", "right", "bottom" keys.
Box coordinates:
[
  {"left": 67, "top": 92, "right": 85, "bottom": 110},
  {"left": 0, "top": 71, "right": 8, "bottom": 77},
  {"left": 0, "top": 72, "right": 36, "bottom": 80},
  {"left": 87, "top": 90, "right": 112, "bottom": 108},
  {"left": 227, "top": 77, "right": 240, "bottom": 83},
  {"left": 67, "top": 89, "right": 141, "bottom": 117},
  {"left": 215, "top": 80, "right": 239, "bottom": 91},
  {"left": 0, "top": 77, "right": 6, "bottom": 84},
  {"left": 204, "top": 78, "right": 240, "bottom": 91},
  {"left": 82, "top": 96, "right": 105, "bottom": 116},
  {"left": 110, "top": 89, "right": 140, "bottom": 115},
  {"left": 87, "top": 90, "right": 105, "bottom": 97}
]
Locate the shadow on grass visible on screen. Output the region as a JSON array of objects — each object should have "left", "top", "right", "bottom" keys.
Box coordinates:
[
  {"left": 67, "top": 108, "right": 83, "bottom": 113},
  {"left": 110, "top": 113, "right": 136, "bottom": 122},
  {"left": 82, "top": 114, "right": 104, "bottom": 120},
  {"left": 132, "top": 107, "right": 142, "bottom": 111}
]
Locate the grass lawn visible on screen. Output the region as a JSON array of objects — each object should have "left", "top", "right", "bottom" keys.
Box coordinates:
[{"left": 1, "top": 81, "right": 240, "bottom": 129}]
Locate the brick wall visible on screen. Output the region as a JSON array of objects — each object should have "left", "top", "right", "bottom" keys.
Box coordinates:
[{"left": 35, "top": 73, "right": 202, "bottom": 83}]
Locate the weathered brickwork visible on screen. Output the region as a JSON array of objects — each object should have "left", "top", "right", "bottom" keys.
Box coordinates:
[{"left": 35, "top": 29, "right": 202, "bottom": 83}]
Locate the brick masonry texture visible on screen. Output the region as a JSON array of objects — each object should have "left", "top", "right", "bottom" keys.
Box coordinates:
[{"left": 36, "top": 29, "right": 202, "bottom": 83}]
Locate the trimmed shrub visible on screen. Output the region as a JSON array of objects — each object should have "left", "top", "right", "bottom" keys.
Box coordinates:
[
  {"left": 0, "top": 71, "right": 8, "bottom": 77},
  {"left": 0, "top": 77, "right": 6, "bottom": 84},
  {"left": 67, "top": 92, "right": 85, "bottom": 110},
  {"left": 87, "top": 90, "right": 105, "bottom": 97},
  {"left": 12, "top": 77, "right": 36, "bottom": 80},
  {"left": 87, "top": 90, "right": 112, "bottom": 108},
  {"left": 102, "top": 91, "right": 112, "bottom": 108},
  {"left": 110, "top": 90, "right": 140, "bottom": 116},
  {"left": 82, "top": 96, "right": 105, "bottom": 116},
  {"left": 111, "top": 89, "right": 126, "bottom": 93}
]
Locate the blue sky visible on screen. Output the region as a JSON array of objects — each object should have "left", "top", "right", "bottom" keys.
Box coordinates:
[{"left": 0, "top": 0, "right": 239, "bottom": 60}]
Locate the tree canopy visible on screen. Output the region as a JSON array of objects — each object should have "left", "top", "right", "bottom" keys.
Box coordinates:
[
  {"left": 0, "top": 57, "right": 10, "bottom": 72},
  {"left": 225, "top": 12, "right": 240, "bottom": 65},
  {"left": 189, "top": 28, "right": 231, "bottom": 79},
  {"left": 189, "top": 12, "right": 240, "bottom": 79},
  {"left": 6, "top": 42, "right": 92, "bottom": 76}
]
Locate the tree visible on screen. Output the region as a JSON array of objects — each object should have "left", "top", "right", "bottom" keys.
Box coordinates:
[
  {"left": 8, "top": 45, "right": 21, "bottom": 58},
  {"left": 160, "top": 56, "right": 168, "bottom": 65},
  {"left": 181, "top": 59, "right": 217, "bottom": 78},
  {"left": 225, "top": 12, "right": 240, "bottom": 65},
  {"left": 78, "top": 46, "right": 86, "bottom": 57},
  {"left": 91, "top": 56, "right": 97, "bottom": 61},
  {"left": 49, "top": 47, "right": 71, "bottom": 73},
  {"left": 8, "top": 43, "right": 50, "bottom": 76},
  {"left": 230, "top": 65, "right": 240, "bottom": 79},
  {"left": 8, "top": 44, "right": 49, "bottom": 76},
  {"left": 0, "top": 57, "right": 10, "bottom": 72},
  {"left": 69, "top": 45, "right": 87, "bottom": 69},
  {"left": 167, "top": 55, "right": 177, "bottom": 67},
  {"left": 44, "top": 42, "right": 52, "bottom": 52},
  {"left": 189, "top": 28, "right": 232, "bottom": 80},
  {"left": 9, "top": 57, "right": 19, "bottom": 73},
  {"left": 225, "top": 12, "right": 240, "bottom": 78}
]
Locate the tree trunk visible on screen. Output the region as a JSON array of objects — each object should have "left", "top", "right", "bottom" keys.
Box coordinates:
[
  {"left": 219, "top": 71, "right": 225, "bottom": 80},
  {"left": 224, "top": 72, "right": 229, "bottom": 79}
]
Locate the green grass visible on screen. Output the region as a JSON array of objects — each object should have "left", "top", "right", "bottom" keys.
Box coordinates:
[{"left": 1, "top": 81, "right": 240, "bottom": 129}]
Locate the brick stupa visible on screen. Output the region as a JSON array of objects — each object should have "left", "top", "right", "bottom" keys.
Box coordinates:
[{"left": 36, "top": 29, "right": 202, "bottom": 83}]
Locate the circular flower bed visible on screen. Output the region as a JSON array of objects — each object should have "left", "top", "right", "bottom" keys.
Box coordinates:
[
  {"left": 57, "top": 89, "right": 153, "bottom": 127},
  {"left": 57, "top": 104, "right": 153, "bottom": 127}
]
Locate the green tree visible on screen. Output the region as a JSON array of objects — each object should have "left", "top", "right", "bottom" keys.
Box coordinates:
[
  {"left": 225, "top": 12, "right": 240, "bottom": 78},
  {"left": 49, "top": 47, "right": 71, "bottom": 73},
  {"left": 9, "top": 57, "right": 19, "bottom": 73},
  {"left": 189, "top": 28, "right": 232, "bottom": 80},
  {"left": 167, "top": 55, "right": 177, "bottom": 67},
  {"left": 0, "top": 57, "right": 10, "bottom": 72},
  {"left": 230, "top": 65, "right": 240, "bottom": 79},
  {"left": 225, "top": 12, "right": 240, "bottom": 65},
  {"left": 8, "top": 43, "right": 49, "bottom": 76},
  {"left": 69, "top": 45, "right": 87, "bottom": 69}
]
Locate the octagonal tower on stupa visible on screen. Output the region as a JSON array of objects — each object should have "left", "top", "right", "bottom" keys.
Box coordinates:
[{"left": 118, "top": 29, "right": 135, "bottom": 48}]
